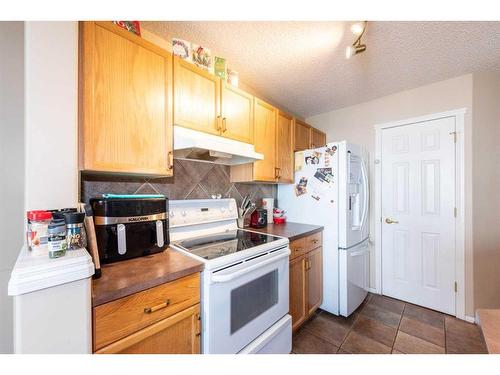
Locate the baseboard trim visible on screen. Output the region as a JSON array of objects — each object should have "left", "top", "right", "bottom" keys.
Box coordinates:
[
  {"left": 368, "top": 287, "right": 379, "bottom": 294},
  {"left": 464, "top": 315, "right": 476, "bottom": 323}
]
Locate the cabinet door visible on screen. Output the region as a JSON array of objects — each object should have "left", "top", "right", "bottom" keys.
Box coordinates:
[
  {"left": 173, "top": 57, "right": 221, "bottom": 136},
  {"left": 253, "top": 98, "right": 277, "bottom": 181},
  {"left": 221, "top": 82, "right": 254, "bottom": 143},
  {"left": 289, "top": 256, "right": 307, "bottom": 332},
  {"left": 96, "top": 304, "right": 201, "bottom": 354},
  {"left": 276, "top": 111, "right": 294, "bottom": 183},
  {"left": 307, "top": 247, "right": 323, "bottom": 316},
  {"left": 80, "top": 21, "right": 173, "bottom": 175},
  {"left": 294, "top": 120, "right": 311, "bottom": 151},
  {"left": 310, "top": 128, "right": 326, "bottom": 148}
]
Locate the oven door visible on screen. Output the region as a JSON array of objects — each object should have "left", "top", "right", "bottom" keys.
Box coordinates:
[{"left": 204, "top": 247, "right": 290, "bottom": 354}]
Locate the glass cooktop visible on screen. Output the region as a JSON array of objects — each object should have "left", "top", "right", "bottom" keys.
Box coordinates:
[{"left": 174, "top": 229, "right": 283, "bottom": 260}]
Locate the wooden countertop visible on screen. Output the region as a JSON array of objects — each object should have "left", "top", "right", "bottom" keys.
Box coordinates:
[
  {"left": 92, "top": 248, "right": 203, "bottom": 307},
  {"left": 478, "top": 309, "right": 500, "bottom": 354},
  {"left": 249, "top": 222, "right": 323, "bottom": 241}
]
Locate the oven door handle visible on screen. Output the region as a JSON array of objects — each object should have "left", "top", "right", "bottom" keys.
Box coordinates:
[{"left": 210, "top": 249, "right": 290, "bottom": 284}]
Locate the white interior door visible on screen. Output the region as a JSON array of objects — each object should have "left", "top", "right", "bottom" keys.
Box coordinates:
[{"left": 381, "top": 116, "right": 456, "bottom": 315}]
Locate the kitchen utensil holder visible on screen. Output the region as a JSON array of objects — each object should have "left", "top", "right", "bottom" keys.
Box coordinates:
[{"left": 237, "top": 215, "right": 251, "bottom": 228}]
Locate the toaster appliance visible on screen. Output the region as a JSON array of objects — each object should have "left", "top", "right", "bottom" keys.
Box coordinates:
[
  {"left": 250, "top": 208, "right": 267, "bottom": 228},
  {"left": 90, "top": 197, "right": 169, "bottom": 264}
]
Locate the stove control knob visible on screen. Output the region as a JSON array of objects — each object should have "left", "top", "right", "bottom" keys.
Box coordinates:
[
  {"left": 181, "top": 210, "right": 187, "bottom": 217},
  {"left": 169, "top": 210, "right": 174, "bottom": 217},
  {"left": 220, "top": 207, "right": 226, "bottom": 212}
]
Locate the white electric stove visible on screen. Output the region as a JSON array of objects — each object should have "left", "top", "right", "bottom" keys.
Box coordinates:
[{"left": 169, "top": 199, "right": 292, "bottom": 354}]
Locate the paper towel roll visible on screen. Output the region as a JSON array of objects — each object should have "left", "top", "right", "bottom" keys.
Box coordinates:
[{"left": 262, "top": 198, "right": 274, "bottom": 223}]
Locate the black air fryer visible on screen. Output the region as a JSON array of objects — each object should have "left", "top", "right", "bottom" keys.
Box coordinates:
[{"left": 90, "top": 197, "right": 169, "bottom": 264}]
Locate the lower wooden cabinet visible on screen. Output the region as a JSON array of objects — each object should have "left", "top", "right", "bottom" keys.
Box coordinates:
[
  {"left": 95, "top": 304, "right": 201, "bottom": 354},
  {"left": 288, "top": 232, "right": 323, "bottom": 332},
  {"left": 289, "top": 256, "right": 307, "bottom": 331},
  {"left": 307, "top": 247, "right": 323, "bottom": 316},
  {"left": 93, "top": 273, "right": 201, "bottom": 354}
]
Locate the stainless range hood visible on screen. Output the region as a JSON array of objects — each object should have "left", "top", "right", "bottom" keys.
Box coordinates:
[{"left": 173, "top": 126, "right": 263, "bottom": 165}]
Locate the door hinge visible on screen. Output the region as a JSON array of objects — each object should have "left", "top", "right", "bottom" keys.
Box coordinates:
[
  {"left": 454, "top": 207, "right": 457, "bottom": 217},
  {"left": 449, "top": 131, "right": 457, "bottom": 143},
  {"left": 454, "top": 282, "right": 458, "bottom": 293}
]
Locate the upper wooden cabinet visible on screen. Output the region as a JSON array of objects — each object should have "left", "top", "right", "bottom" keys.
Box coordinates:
[
  {"left": 295, "top": 119, "right": 326, "bottom": 151},
  {"left": 310, "top": 128, "right": 327, "bottom": 148},
  {"left": 173, "top": 57, "right": 221, "bottom": 136},
  {"left": 230, "top": 100, "right": 295, "bottom": 184},
  {"left": 221, "top": 82, "right": 254, "bottom": 143},
  {"left": 276, "top": 111, "right": 295, "bottom": 183},
  {"left": 294, "top": 120, "right": 311, "bottom": 151},
  {"left": 79, "top": 21, "right": 173, "bottom": 176},
  {"left": 173, "top": 57, "right": 254, "bottom": 144},
  {"left": 253, "top": 98, "right": 277, "bottom": 181}
]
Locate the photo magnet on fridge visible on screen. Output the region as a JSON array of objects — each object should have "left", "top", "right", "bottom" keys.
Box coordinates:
[
  {"left": 325, "top": 145, "right": 337, "bottom": 155},
  {"left": 314, "top": 167, "right": 334, "bottom": 184},
  {"left": 305, "top": 151, "right": 321, "bottom": 165},
  {"left": 295, "top": 177, "right": 308, "bottom": 196}
]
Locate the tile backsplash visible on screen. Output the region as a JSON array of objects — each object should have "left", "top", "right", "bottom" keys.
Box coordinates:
[{"left": 81, "top": 159, "right": 277, "bottom": 207}]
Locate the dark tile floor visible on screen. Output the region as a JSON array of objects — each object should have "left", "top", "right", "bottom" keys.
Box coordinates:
[{"left": 292, "top": 293, "right": 488, "bottom": 354}]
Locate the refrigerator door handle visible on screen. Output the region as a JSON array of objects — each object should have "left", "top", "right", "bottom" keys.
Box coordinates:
[{"left": 360, "top": 156, "right": 369, "bottom": 231}]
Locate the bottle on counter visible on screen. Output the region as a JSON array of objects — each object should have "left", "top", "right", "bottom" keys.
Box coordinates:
[
  {"left": 27, "top": 210, "right": 53, "bottom": 256},
  {"left": 47, "top": 220, "right": 67, "bottom": 258},
  {"left": 64, "top": 212, "right": 87, "bottom": 250}
]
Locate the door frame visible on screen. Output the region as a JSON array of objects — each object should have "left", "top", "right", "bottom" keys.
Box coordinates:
[{"left": 373, "top": 108, "right": 466, "bottom": 320}]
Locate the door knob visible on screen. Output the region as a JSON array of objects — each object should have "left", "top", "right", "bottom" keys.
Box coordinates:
[{"left": 385, "top": 218, "right": 399, "bottom": 224}]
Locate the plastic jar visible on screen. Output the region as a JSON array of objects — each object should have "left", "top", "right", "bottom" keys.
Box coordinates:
[
  {"left": 64, "top": 212, "right": 87, "bottom": 250},
  {"left": 27, "top": 210, "right": 53, "bottom": 256},
  {"left": 48, "top": 220, "right": 67, "bottom": 258}
]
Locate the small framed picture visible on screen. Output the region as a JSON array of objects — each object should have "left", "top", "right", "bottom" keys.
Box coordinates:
[
  {"left": 192, "top": 44, "right": 213, "bottom": 72},
  {"left": 172, "top": 38, "right": 192, "bottom": 61}
]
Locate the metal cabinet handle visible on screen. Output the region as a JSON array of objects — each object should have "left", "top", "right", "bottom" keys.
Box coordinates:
[
  {"left": 294, "top": 247, "right": 303, "bottom": 252},
  {"left": 168, "top": 151, "right": 174, "bottom": 170},
  {"left": 195, "top": 314, "right": 201, "bottom": 337},
  {"left": 222, "top": 117, "right": 227, "bottom": 133},
  {"left": 144, "top": 299, "right": 170, "bottom": 314},
  {"left": 216, "top": 115, "right": 222, "bottom": 132},
  {"left": 275, "top": 167, "right": 281, "bottom": 179},
  {"left": 312, "top": 239, "right": 319, "bottom": 244},
  {"left": 385, "top": 218, "right": 399, "bottom": 224}
]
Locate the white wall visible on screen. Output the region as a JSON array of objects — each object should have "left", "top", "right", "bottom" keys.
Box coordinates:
[
  {"left": 471, "top": 72, "right": 500, "bottom": 310},
  {"left": 24, "top": 21, "right": 79, "bottom": 211},
  {"left": 0, "top": 21, "right": 79, "bottom": 353},
  {"left": 0, "top": 21, "right": 25, "bottom": 354},
  {"left": 307, "top": 75, "right": 475, "bottom": 315}
]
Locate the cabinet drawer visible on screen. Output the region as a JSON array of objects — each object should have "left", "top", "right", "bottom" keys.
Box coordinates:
[
  {"left": 304, "top": 232, "right": 323, "bottom": 252},
  {"left": 93, "top": 273, "right": 200, "bottom": 351},
  {"left": 289, "top": 237, "right": 307, "bottom": 260}
]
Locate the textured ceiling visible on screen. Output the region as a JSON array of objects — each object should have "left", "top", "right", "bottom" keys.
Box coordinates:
[{"left": 142, "top": 21, "right": 500, "bottom": 118}]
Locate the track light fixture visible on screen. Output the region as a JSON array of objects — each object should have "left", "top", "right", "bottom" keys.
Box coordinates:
[{"left": 346, "top": 21, "right": 367, "bottom": 59}]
